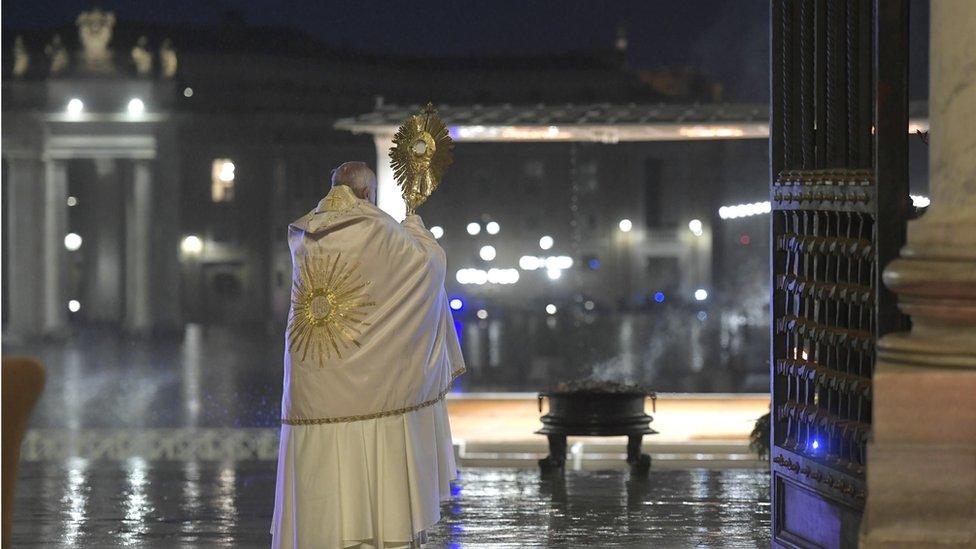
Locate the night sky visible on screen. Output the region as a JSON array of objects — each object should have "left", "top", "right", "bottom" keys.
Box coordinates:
[{"left": 3, "top": 1, "right": 929, "bottom": 102}]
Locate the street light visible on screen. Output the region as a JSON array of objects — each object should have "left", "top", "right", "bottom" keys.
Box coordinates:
[
  {"left": 539, "top": 235, "right": 554, "bottom": 250},
  {"left": 688, "top": 219, "right": 703, "bottom": 236},
  {"left": 64, "top": 233, "right": 83, "bottom": 251},
  {"left": 430, "top": 226, "right": 444, "bottom": 239},
  {"left": 486, "top": 221, "right": 500, "bottom": 235},
  {"left": 181, "top": 235, "right": 203, "bottom": 255},
  {"left": 694, "top": 288, "right": 708, "bottom": 301},
  {"left": 479, "top": 245, "right": 496, "bottom": 261},
  {"left": 618, "top": 219, "right": 633, "bottom": 232},
  {"left": 66, "top": 98, "right": 84, "bottom": 116},
  {"left": 466, "top": 222, "right": 481, "bottom": 235},
  {"left": 127, "top": 98, "right": 145, "bottom": 115}
]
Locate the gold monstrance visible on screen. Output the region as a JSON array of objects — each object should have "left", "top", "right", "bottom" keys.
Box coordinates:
[{"left": 389, "top": 103, "right": 454, "bottom": 215}]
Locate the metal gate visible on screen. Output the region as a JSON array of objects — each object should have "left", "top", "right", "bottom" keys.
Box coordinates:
[{"left": 769, "top": 0, "right": 910, "bottom": 546}]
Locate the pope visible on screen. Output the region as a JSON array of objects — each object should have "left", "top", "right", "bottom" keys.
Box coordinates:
[{"left": 272, "top": 161, "right": 465, "bottom": 549}]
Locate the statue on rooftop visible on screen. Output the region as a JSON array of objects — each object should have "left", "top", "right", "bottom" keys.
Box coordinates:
[
  {"left": 160, "top": 38, "right": 177, "bottom": 78},
  {"left": 45, "top": 34, "right": 69, "bottom": 75},
  {"left": 76, "top": 8, "right": 116, "bottom": 73},
  {"left": 13, "top": 36, "right": 29, "bottom": 78},
  {"left": 131, "top": 36, "right": 153, "bottom": 75}
]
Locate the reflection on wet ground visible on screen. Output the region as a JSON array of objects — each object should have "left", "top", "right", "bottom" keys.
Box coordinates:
[
  {"left": 2, "top": 318, "right": 766, "bottom": 430},
  {"left": 14, "top": 462, "right": 770, "bottom": 548}
]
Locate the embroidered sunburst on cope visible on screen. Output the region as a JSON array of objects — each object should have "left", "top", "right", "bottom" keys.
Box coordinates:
[{"left": 288, "top": 253, "right": 375, "bottom": 368}]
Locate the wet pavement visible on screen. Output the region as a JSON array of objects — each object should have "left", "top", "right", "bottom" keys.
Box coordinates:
[
  {"left": 13, "top": 462, "right": 770, "bottom": 548},
  {"left": 1, "top": 318, "right": 766, "bottom": 432}
]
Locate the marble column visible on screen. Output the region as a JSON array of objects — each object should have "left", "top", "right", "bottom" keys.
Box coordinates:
[
  {"left": 3, "top": 157, "right": 45, "bottom": 338},
  {"left": 125, "top": 159, "right": 153, "bottom": 333},
  {"left": 42, "top": 159, "right": 69, "bottom": 335},
  {"left": 860, "top": 1, "right": 976, "bottom": 546},
  {"left": 373, "top": 133, "right": 406, "bottom": 221}
]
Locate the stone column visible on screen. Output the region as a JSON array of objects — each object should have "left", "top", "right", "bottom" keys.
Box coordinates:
[
  {"left": 125, "top": 159, "right": 153, "bottom": 333},
  {"left": 860, "top": 1, "right": 976, "bottom": 546},
  {"left": 86, "top": 158, "right": 124, "bottom": 323},
  {"left": 373, "top": 133, "right": 406, "bottom": 221},
  {"left": 42, "top": 159, "right": 68, "bottom": 335},
  {"left": 3, "top": 157, "right": 45, "bottom": 338}
]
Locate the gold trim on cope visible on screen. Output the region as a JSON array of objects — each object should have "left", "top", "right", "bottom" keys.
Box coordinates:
[{"left": 281, "top": 368, "right": 466, "bottom": 425}]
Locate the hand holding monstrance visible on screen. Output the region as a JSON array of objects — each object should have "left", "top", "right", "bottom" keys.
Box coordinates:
[{"left": 389, "top": 103, "right": 454, "bottom": 215}]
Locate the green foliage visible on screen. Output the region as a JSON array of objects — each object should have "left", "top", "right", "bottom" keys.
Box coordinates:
[{"left": 749, "top": 412, "right": 771, "bottom": 460}]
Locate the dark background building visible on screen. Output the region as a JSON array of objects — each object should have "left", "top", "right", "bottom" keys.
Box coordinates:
[{"left": 2, "top": 8, "right": 927, "bottom": 393}]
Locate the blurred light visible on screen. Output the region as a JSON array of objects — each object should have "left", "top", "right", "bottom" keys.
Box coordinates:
[
  {"left": 68, "top": 300, "right": 81, "bottom": 313},
  {"left": 479, "top": 245, "right": 496, "bottom": 261},
  {"left": 183, "top": 87, "right": 193, "bottom": 97},
  {"left": 718, "top": 201, "right": 771, "bottom": 219},
  {"left": 519, "top": 255, "right": 541, "bottom": 270},
  {"left": 587, "top": 258, "right": 600, "bottom": 270},
  {"left": 584, "top": 300, "right": 595, "bottom": 311},
  {"left": 546, "top": 304, "right": 557, "bottom": 315},
  {"left": 679, "top": 125, "right": 745, "bottom": 138},
  {"left": 66, "top": 98, "right": 84, "bottom": 115},
  {"left": 546, "top": 268, "right": 562, "bottom": 280},
  {"left": 539, "top": 235, "right": 553, "bottom": 250},
  {"left": 697, "top": 310, "right": 708, "bottom": 321},
  {"left": 618, "top": 219, "right": 633, "bottom": 232},
  {"left": 181, "top": 235, "right": 203, "bottom": 255},
  {"left": 127, "top": 98, "right": 145, "bottom": 115},
  {"left": 66, "top": 196, "right": 78, "bottom": 207},
  {"left": 456, "top": 268, "right": 518, "bottom": 285},
  {"left": 811, "top": 439, "right": 820, "bottom": 450},
  {"left": 466, "top": 222, "right": 481, "bottom": 235},
  {"left": 64, "top": 233, "right": 83, "bottom": 251},
  {"left": 486, "top": 268, "right": 519, "bottom": 284},
  {"left": 694, "top": 288, "right": 708, "bottom": 301},
  {"left": 449, "top": 298, "right": 464, "bottom": 311},
  {"left": 654, "top": 292, "right": 665, "bottom": 303},
  {"left": 544, "top": 256, "right": 573, "bottom": 270},
  {"left": 910, "top": 194, "right": 930, "bottom": 208},
  {"left": 218, "top": 160, "right": 235, "bottom": 182},
  {"left": 476, "top": 309, "right": 488, "bottom": 320},
  {"left": 485, "top": 221, "right": 500, "bottom": 235},
  {"left": 688, "top": 219, "right": 703, "bottom": 236},
  {"left": 430, "top": 226, "right": 444, "bottom": 239},
  {"left": 739, "top": 234, "right": 751, "bottom": 245}
]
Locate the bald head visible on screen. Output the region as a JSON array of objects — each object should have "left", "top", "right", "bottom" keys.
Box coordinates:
[{"left": 331, "top": 161, "right": 377, "bottom": 204}]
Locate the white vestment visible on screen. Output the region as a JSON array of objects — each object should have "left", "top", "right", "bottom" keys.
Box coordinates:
[{"left": 272, "top": 185, "right": 465, "bottom": 549}]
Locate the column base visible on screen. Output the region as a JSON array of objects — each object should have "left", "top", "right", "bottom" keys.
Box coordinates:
[
  {"left": 859, "top": 441, "right": 976, "bottom": 547},
  {"left": 860, "top": 357, "right": 976, "bottom": 547}
]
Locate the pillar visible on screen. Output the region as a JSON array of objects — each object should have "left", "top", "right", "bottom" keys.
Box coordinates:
[
  {"left": 85, "top": 158, "right": 124, "bottom": 323},
  {"left": 860, "top": 2, "right": 976, "bottom": 546},
  {"left": 42, "top": 159, "right": 68, "bottom": 335},
  {"left": 3, "top": 157, "right": 45, "bottom": 338},
  {"left": 373, "top": 133, "right": 406, "bottom": 221},
  {"left": 125, "top": 159, "right": 153, "bottom": 333}
]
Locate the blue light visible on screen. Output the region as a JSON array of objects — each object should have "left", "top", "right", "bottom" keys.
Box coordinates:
[
  {"left": 449, "top": 297, "right": 464, "bottom": 311},
  {"left": 697, "top": 310, "right": 708, "bottom": 321},
  {"left": 811, "top": 439, "right": 820, "bottom": 450},
  {"left": 587, "top": 258, "right": 601, "bottom": 270},
  {"left": 654, "top": 292, "right": 665, "bottom": 303}
]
